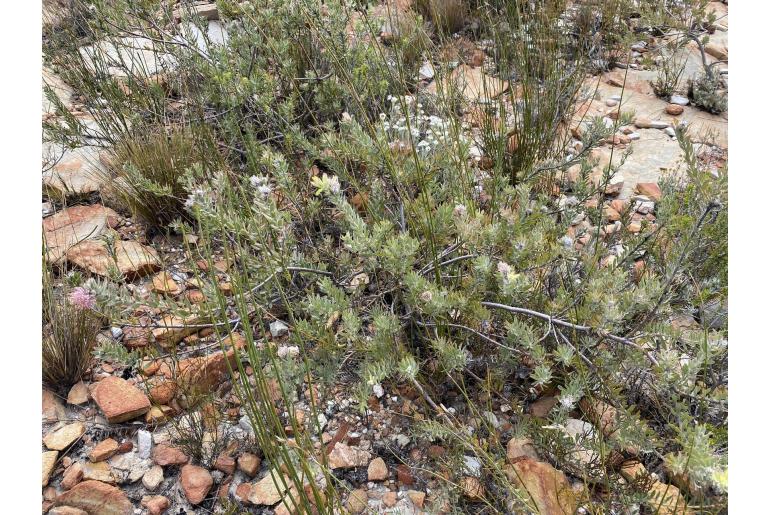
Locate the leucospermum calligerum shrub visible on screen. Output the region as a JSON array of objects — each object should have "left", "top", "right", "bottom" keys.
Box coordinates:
[{"left": 44, "top": 0, "right": 727, "bottom": 512}]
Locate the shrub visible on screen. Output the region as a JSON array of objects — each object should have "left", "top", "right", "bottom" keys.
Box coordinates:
[
  {"left": 652, "top": 46, "right": 686, "bottom": 99},
  {"left": 689, "top": 73, "right": 728, "bottom": 114},
  {"left": 43, "top": 278, "right": 102, "bottom": 387},
  {"left": 106, "top": 126, "right": 214, "bottom": 230},
  {"left": 414, "top": 0, "right": 468, "bottom": 36}
]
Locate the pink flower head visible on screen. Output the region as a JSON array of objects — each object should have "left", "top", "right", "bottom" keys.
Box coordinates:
[{"left": 68, "top": 287, "right": 96, "bottom": 310}]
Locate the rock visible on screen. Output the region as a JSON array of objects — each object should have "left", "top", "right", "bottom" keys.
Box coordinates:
[
  {"left": 214, "top": 454, "right": 236, "bottom": 474},
  {"left": 507, "top": 438, "right": 539, "bottom": 462},
  {"left": 634, "top": 182, "right": 662, "bottom": 201},
  {"left": 269, "top": 319, "right": 289, "bottom": 337},
  {"left": 48, "top": 507, "right": 88, "bottom": 515},
  {"left": 346, "top": 488, "right": 369, "bottom": 514},
  {"left": 43, "top": 204, "right": 121, "bottom": 264},
  {"left": 670, "top": 94, "right": 689, "bottom": 106},
  {"left": 90, "top": 438, "right": 119, "bottom": 462},
  {"left": 123, "top": 326, "right": 151, "bottom": 349},
  {"left": 327, "top": 442, "right": 372, "bottom": 469},
  {"left": 605, "top": 72, "right": 626, "bottom": 87},
  {"left": 142, "top": 465, "right": 164, "bottom": 491},
  {"left": 66, "top": 239, "right": 161, "bottom": 279},
  {"left": 43, "top": 388, "right": 66, "bottom": 423},
  {"left": 108, "top": 451, "right": 151, "bottom": 484},
  {"left": 408, "top": 490, "right": 426, "bottom": 508},
  {"left": 151, "top": 272, "right": 182, "bottom": 295},
  {"left": 238, "top": 453, "right": 261, "bottom": 477},
  {"left": 180, "top": 464, "right": 213, "bottom": 505},
  {"left": 664, "top": 127, "right": 676, "bottom": 138},
  {"left": 505, "top": 458, "right": 578, "bottom": 515},
  {"left": 426, "top": 64, "right": 508, "bottom": 103},
  {"left": 460, "top": 476, "right": 485, "bottom": 500},
  {"left": 152, "top": 444, "right": 188, "bottom": 466},
  {"left": 704, "top": 42, "right": 727, "bottom": 61},
  {"left": 53, "top": 480, "right": 133, "bottom": 515},
  {"left": 698, "top": 297, "right": 727, "bottom": 330},
  {"left": 666, "top": 104, "right": 684, "bottom": 116},
  {"left": 382, "top": 491, "right": 398, "bottom": 507},
  {"left": 141, "top": 495, "right": 170, "bottom": 515},
  {"left": 67, "top": 382, "right": 90, "bottom": 405},
  {"left": 367, "top": 457, "right": 388, "bottom": 481},
  {"left": 528, "top": 396, "right": 558, "bottom": 418},
  {"left": 579, "top": 398, "right": 618, "bottom": 437},
  {"left": 137, "top": 429, "right": 153, "bottom": 459},
  {"left": 561, "top": 419, "right": 600, "bottom": 468},
  {"left": 620, "top": 461, "right": 692, "bottom": 514},
  {"left": 249, "top": 471, "right": 290, "bottom": 505},
  {"left": 396, "top": 463, "right": 414, "bottom": 485},
  {"left": 173, "top": 2, "right": 219, "bottom": 21},
  {"left": 176, "top": 344, "right": 241, "bottom": 394},
  {"left": 43, "top": 451, "right": 58, "bottom": 487},
  {"left": 80, "top": 462, "right": 113, "bottom": 486},
  {"left": 145, "top": 405, "right": 173, "bottom": 425},
  {"left": 463, "top": 456, "right": 482, "bottom": 476},
  {"left": 62, "top": 462, "right": 84, "bottom": 490},
  {"left": 43, "top": 146, "right": 106, "bottom": 197},
  {"left": 235, "top": 482, "right": 253, "bottom": 503},
  {"left": 92, "top": 376, "right": 151, "bottom": 423},
  {"left": 634, "top": 118, "right": 669, "bottom": 129},
  {"left": 44, "top": 422, "right": 86, "bottom": 451},
  {"left": 418, "top": 61, "right": 435, "bottom": 81},
  {"left": 152, "top": 314, "right": 206, "bottom": 347}
]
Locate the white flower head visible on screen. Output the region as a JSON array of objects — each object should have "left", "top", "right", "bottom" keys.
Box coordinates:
[
  {"left": 257, "top": 184, "right": 272, "bottom": 197},
  {"left": 453, "top": 204, "right": 467, "bottom": 218},
  {"left": 559, "top": 394, "right": 577, "bottom": 410},
  {"left": 249, "top": 175, "right": 269, "bottom": 188},
  {"left": 497, "top": 261, "right": 512, "bottom": 277},
  {"left": 419, "top": 290, "right": 433, "bottom": 303},
  {"left": 328, "top": 175, "right": 341, "bottom": 194}
]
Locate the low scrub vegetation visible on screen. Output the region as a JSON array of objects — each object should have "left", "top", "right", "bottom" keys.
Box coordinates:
[{"left": 43, "top": 0, "right": 728, "bottom": 512}]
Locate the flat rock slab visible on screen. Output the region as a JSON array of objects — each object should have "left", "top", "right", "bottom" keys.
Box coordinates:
[
  {"left": 327, "top": 442, "right": 372, "bottom": 469},
  {"left": 505, "top": 457, "right": 579, "bottom": 515},
  {"left": 66, "top": 239, "right": 161, "bottom": 279},
  {"left": 53, "top": 480, "right": 133, "bottom": 515},
  {"left": 248, "top": 471, "right": 290, "bottom": 506},
  {"left": 43, "top": 388, "right": 66, "bottom": 423},
  {"left": 588, "top": 130, "right": 686, "bottom": 199},
  {"left": 79, "top": 36, "right": 173, "bottom": 79},
  {"left": 91, "top": 376, "right": 151, "bottom": 423},
  {"left": 43, "top": 67, "right": 73, "bottom": 116},
  {"left": 43, "top": 146, "right": 108, "bottom": 197},
  {"left": 43, "top": 450, "right": 58, "bottom": 487},
  {"left": 43, "top": 204, "right": 121, "bottom": 264},
  {"left": 43, "top": 422, "right": 86, "bottom": 451}
]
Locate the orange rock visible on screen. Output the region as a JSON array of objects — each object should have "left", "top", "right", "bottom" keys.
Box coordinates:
[
  {"left": 89, "top": 438, "right": 119, "bottom": 462},
  {"left": 53, "top": 480, "right": 133, "bottom": 515},
  {"left": 91, "top": 376, "right": 150, "bottom": 423},
  {"left": 634, "top": 182, "right": 662, "bottom": 201},
  {"left": 151, "top": 272, "right": 181, "bottom": 295},
  {"left": 152, "top": 444, "right": 189, "bottom": 466},
  {"left": 180, "top": 464, "right": 213, "bottom": 505},
  {"left": 504, "top": 458, "right": 578, "bottom": 515},
  {"left": 141, "top": 495, "right": 170, "bottom": 515}
]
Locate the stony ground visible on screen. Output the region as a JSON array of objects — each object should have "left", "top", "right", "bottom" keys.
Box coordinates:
[{"left": 41, "top": 1, "right": 728, "bottom": 514}]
